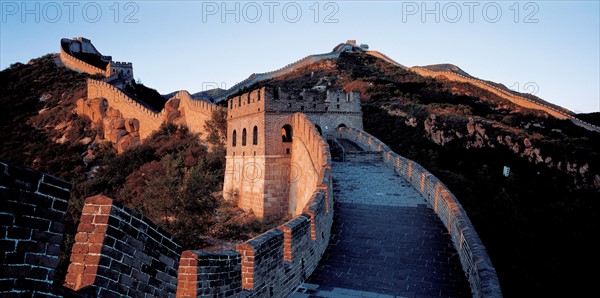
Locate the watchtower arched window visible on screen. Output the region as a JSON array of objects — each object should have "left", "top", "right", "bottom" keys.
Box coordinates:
[
  {"left": 257, "top": 90, "right": 261, "bottom": 101},
  {"left": 242, "top": 128, "right": 247, "bottom": 146},
  {"left": 252, "top": 126, "right": 258, "bottom": 145},
  {"left": 282, "top": 125, "right": 293, "bottom": 142},
  {"left": 247, "top": 93, "right": 251, "bottom": 104},
  {"left": 238, "top": 97, "right": 241, "bottom": 107},
  {"left": 232, "top": 130, "right": 237, "bottom": 147}
]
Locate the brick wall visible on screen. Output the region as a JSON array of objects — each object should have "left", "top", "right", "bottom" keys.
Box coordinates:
[
  {"left": 0, "top": 162, "right": 70, "bottom": 297},
  {"left": 64, "top": 195, "right": 182, "bottom": 297},
  {"left": 412, "top": 67, "right": 570, "bottom": 119},
  {"left": 336, "top": 127, "right": 502, "bottom": 298},
  {"left": 169, "top": 90, "right": 222, "bottom": 136},
  {"left": 176, "top": 250, "right": 242, "bottom": 297},
  {"left": 60, "top": 43, "right": 107, "bottom": 77},
  {"left": 87, "top": 79, "right": 164, "bottom": 139},
  {"left": 179, "top": 116, "right": 334, "bottom": 297},
  {"left": 289, "top": 113, "right": 331, "bottom": 215},
  {"left": 224, "top": 84, "right": 358, "bottom": 220}
]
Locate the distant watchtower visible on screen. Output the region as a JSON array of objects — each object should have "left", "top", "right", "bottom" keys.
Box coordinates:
[{"left": 223, "top": 86, "right": 363, "bottom": 220}]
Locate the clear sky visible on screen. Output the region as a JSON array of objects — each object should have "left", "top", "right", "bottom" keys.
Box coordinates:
[{"left": 1, "top": 1, "right": 598, "bottom": 112}]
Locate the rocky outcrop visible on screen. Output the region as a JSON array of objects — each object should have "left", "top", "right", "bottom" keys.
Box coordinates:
[
  {"left": 164, "top": 97, "right": 182, "bottom": 123},
  {"left": 405, "top": 112, "right": 596, "bottom": 188},
  {"left": 76, "top": 97, "right": 141, "bottom": 153}
]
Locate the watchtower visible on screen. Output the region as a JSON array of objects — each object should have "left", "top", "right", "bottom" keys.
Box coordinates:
[{"left": 223, "top": 86, "right": 363, "bottom": 220}]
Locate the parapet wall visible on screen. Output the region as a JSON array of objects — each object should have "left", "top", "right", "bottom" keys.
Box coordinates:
[
  {"left": 411, "top": 67, "right": 600, "bottom": 133},
  {"left": 87, "top": 79, "right": 164, "bottom": 139},
  {"left": 289, "top": 113, "right": 331, "bottom": 215},
  {"left": 64, "top": 195, "right": 182, "bottom": 297},
  {"left": 336, "top": 128, "right": 502, "bottom": 298},
  {"left": 171, "top": 90, "right": 224, "bottom": 135},
  {"left": 218, "top": 51, "right": 342, "bottom": 102},
  {"left": 0, "top": 162, "right": 70, "bottom": 297},
  {"left": 60, "top": 44, "right": 107, "bottom": 77}
]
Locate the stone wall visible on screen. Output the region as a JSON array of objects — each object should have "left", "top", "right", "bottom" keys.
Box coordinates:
[
  {"left": 289, "top": 113, "right": 330, "bottom": 215},
  {"left": 87, "top": 79, "right": 164, "bottom": 140},
  {"left": 83, "top": 80, "right": 222, "bottom": 149},
  {"left": 170, "top": 90, "right": 223, "bottom": 136},
  {"left": 60, "top": 41, "right": 107, "bottom": 77},
  {"left": 0, "top": 162, "right": 70, "bottom": 297},
  {"left": 1, "top": 157, "right": 332, "bottom": 297},
  {"left": 64, "top": 195, "right": 182, "bottom": 297},
  {"left": 336, "top": 127, "right": 502, "bottom": 298},
  {"left": 180, "top": 115, "right": 334, "bottom": 297},
  {"left": 411, "top": 67, "right": 600, "bottom": 133},
  {"left": 265, "top": 88, "right": 363, "bottom": 137},
  {"left": 224, "top": 85, "right": 361, "bottom": 219}
]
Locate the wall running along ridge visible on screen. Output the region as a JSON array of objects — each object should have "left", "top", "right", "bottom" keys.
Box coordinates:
[
  {"left": 410, "top": 67, "right": 600, "bottom": 133},
  {"left": 59, "top": 44, "right": 107, "bottom": 77},
  {"left": 336, "top": 127, "right": 502, "bottom": 298},
  {"left": 85, "top": 79, "right": 224, "bottom": 142},
  {"left": 169, "top": 90, "right": 223, "bottom": 136},
  {"left": 87, "top": 79, "right": 163, "bottom": 139},
  {"left": 177, "top": 114, "right": 334, "bottom": 297}
]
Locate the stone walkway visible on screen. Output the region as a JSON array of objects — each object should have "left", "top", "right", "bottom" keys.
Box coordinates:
[{"left": 294, "top": 155, "right": 470, "bottom": 297}]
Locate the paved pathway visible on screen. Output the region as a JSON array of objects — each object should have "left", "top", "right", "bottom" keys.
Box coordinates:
[{"left": 294, "top": 153, "right": 470, "bottom": 298}]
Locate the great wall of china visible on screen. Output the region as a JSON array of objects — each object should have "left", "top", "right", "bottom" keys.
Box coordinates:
[
  {"left": 408, "top": 67, "right": 600, "bottom": 133},
  {"left": 335, "top": 128, "right": 501, "bottom": 297},
  {"left": 0, "top": 110, "right": 335, "bottom": 297},
  {"left": 0, "top": 38, "right": 510, "bottom": 297}
]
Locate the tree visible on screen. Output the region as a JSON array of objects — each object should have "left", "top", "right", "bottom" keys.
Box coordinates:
[{"left": 204, "top": 108, "right": 227, "bottom": 147}]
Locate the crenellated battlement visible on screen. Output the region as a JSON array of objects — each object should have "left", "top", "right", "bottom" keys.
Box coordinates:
[
  {"left": 224, "top": 83, "right": 356, "bottom": 220},
  {"left": 111, "top": 61, "right": 132, "bottom": 66},
  {"left": 410, "top": 67, "right": 600, "bottom": 133}
]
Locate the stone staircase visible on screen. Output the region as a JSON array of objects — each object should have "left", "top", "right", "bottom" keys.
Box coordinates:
[{"left": 330, "top": 138, "right": 383, "bottom": 162}]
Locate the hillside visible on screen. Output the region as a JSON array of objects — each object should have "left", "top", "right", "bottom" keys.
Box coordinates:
[
  {"left": 415, "top": 63, "right": 576, "bottom": 117},
  {"left": 0, "top": 55, "right": 285, "bottom": 286},
  {"left": 244, "top": 51, "right": 599, "bottom": 296},
  {"left": 2, "top": 44, "right": 599, "bottom": 296}
]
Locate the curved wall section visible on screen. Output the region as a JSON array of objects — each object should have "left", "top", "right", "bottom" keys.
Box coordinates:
[{"left": 336, "top": 127, "right": 502, "bottom": 298}]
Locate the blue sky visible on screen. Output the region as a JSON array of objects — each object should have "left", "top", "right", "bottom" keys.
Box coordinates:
[{"left": 1, "top": 1, "right": 599, "bottom": 112}]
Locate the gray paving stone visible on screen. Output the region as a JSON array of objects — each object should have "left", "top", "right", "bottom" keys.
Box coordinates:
[{"left": 297, "top": 152, "right": 470, "bottom": 298}]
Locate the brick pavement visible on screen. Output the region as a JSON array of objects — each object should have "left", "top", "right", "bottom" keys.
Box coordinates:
[{"left": 294, "top": 156, "right": 470, "bottom": 298}]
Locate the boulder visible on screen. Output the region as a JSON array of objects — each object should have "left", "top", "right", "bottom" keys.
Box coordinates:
[
  {"left": 39, "top": 93, "right": 52, "bottom": 102},
  {"left": 125, "top": 118, "right": 140, "bottom": 133},
  {"left": 165, "top": 97, "right": 180, "bottom": 111},
  {"left": 106, "top": 106, "right": 122, "bottom": 118},
  {"left": 82, "top": 98, "right": 108, "bottom": 122},
  {"left": 113, "top": 118, "right": 125, "bottom": 130},
  {"left": 165, "top": 109, "right": 181, "bottom": 123},
  {"left": 117, "top": 135, "right": 141, "bottom": 154},
  {"left": 466, "top": 118, "right": 475, "bottom": 136},
  {"left": 105, "top": 127, "right": 127, "bottom": 143}
]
